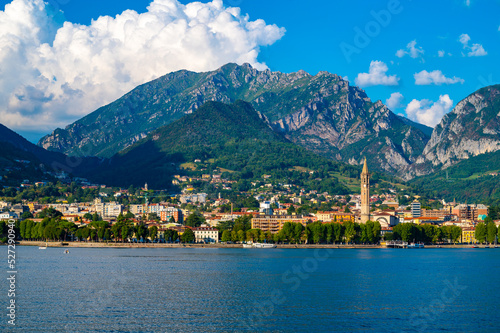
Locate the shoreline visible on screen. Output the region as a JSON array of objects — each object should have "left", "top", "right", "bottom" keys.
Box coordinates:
[{"left": 14, "top": 241, "right": 494, "bottom": 249}]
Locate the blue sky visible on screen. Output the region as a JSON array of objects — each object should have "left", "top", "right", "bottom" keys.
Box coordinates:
[{"left": 0, "top": 0, "right": 498, "bottom": 141}]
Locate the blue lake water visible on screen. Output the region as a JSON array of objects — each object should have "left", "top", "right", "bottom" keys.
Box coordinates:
[{"left": 3, "top": 247, "right": 500, "bottom": 332}]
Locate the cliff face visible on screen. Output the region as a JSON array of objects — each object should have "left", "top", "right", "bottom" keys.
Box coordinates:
[
  {"left": 408, "top": 84, "right": 500, "bottom": 178},
  {"left": 38, "top": 63, "right": 431, "bottom": 175},
  {"left": 272, "top": 81, "right": 430, "bottom": 176}
]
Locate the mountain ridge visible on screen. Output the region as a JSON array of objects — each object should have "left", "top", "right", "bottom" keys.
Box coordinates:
[
  {"left": 38, "top": 63, "right": 431, "bottom": 177},
  {"left": 86, "top": 100, "right": 363, "bottom": 191}
]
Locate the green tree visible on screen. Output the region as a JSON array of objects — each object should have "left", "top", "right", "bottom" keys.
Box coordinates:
[
  {"left": 247, "top": 229, "right": 260, "bottom": 242},
  {"left": 343, "top": 221, "right": 356, "bottom": 243},
  {"left": 104, "top": 229, "right": 111, "bottom": 241},
  {"left": 475, "top": 222, "right": 487, "bottom": 243},
  {"left": 81, "top": 227, "right": 90, "bottom": 241},
  {"left": 21, "top": 211, "right": 33, "bottom": 220},
  {"left": 125, "top": 211, "right": 135, "bottom": 219},
  {"left": 19, "top": 220, "right": 27, "bottom": 239},
  {"left": 121, "top": 225, "right": 130, "bottom": 242},
  {"left": 486, "top": 222, "right": 497, "bottom": 244},
  {"left": 281, "top": 222, "right": 294, "bottom": 243},
  {"left": 185, "top": 213, "right": 205, "bottom": 227},
  {"left": 237, "top": 230, "right": 246, "bottom": 243},
  {"left": 37, "top": 207, "right": 63, "bottom": 219},
  {"left": 149, "top": 226, "right": 158, "bottom": 241},
  {"left": 308, "top": 222, "right": 325, "bottom": 244},
  {"left": 221, "top": 230, "right": 231, "bottom": 242},
  {"left": 333, "top": 223, "right": 343, "bottom": 244},
  {"left": 233, "top": 215, "right": 251, "bottom": 232},
  {"left": 450, "top": 226, "right": 462, "bottom": 244},
  {"left": 293, "top": 223, "right": 304, "bottom": 244},
  {"left": 136, "top": 224, "right": 147, "bottom": 241},
  {"left": 181, "top": 228, "right": 195, "bottom": 243}
]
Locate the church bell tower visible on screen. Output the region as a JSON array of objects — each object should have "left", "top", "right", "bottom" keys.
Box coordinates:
[{"left": 360, "top": 157, "right": 370, "bottom": 223}]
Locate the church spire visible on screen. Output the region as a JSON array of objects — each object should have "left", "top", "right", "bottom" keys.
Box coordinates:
[
  {"left": 362, "top": 157, "right": 368, "bottom": 174},
  {"left": 360, "top": 157, "right": 370, "bottom": 224}
]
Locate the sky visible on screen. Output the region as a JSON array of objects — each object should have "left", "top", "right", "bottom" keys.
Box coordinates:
[{"left": 0, "top": 0, "right": 499, "bottom": 142}]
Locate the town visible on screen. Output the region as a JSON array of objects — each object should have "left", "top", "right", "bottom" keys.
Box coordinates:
[{"left": 0, "top": 159, "right": 499, "bottom": 247}]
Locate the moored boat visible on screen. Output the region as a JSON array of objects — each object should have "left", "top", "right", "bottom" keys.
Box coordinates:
[{"left": 252, "top": 243, "right": 276, "bottom": 248}]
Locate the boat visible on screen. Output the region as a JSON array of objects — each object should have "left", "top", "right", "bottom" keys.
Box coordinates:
[
  {"left": 39, "top": 242, "right": 48, "bottom": 250},
  {"left": 407, "top": 243, "right": 424, "bottom": 249},
  {"left": 64, "top": 249, "right": 70, "bottom": 254},
  {"left": 471, "top": 244, "right": 478, "bottom": 248},
  {"left": 242, "top": 244, "right": 253, "bottom": 248},
  {"left": 252, "top": 243, "right": 276, "bottom": 248}
]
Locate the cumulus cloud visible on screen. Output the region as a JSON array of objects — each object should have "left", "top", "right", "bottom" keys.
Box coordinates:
[
  {"left": 355, "top": 61, "right": 399, "bottom": 87},
  {"left": 405, "top": 94, "right": 453, "bottom": 127},
  {"left": 385, "top": 92, "right": 404, "bottom": 110},
  {"left": 414, "top": 70, "right": 464, "bottom": 85},
  {"left": 0, "top": 0, "right": 285, "bottom": 134},
  {"left": 459, "top": 33, "right": 487, "bottom": 56},
  {"left": 395, "top": 40, "right": 424, "bottom": 59},
  {"left": 438, "top": 50, "right": 445, "bottom": 57}
]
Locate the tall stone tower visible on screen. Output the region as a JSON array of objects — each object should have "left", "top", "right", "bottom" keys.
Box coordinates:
[{"left": 360, "top": 157, "right": 370, "bottom": 223}]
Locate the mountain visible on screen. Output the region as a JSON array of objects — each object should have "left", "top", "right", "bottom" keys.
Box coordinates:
[
  {"left": 408, "top": 84, "right": 500, "bottom": 179},
  {"left": 86, "top": 101, "right": 365, "bottom": 191},
  {"left": 0, "top": 123, "right": 99, "bottom": 185},
  {"left": 410, "top": 149, "right": 500, "bottom": 204},
  {"left": 38, "top": 63, "right": 431, "bottom": 176}
]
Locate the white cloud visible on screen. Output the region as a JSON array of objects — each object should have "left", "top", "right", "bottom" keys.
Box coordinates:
[
  {"left": 459, "top": 33, "right": 471, "bottom": 45},
  {"left": 438, "top": 50, "right": 445, "bottom": 57},
  {"left": 0, "top": 0, "right": 285, "bottom": 134},
  {"left": 405, "top": 94, "right": 453, "bottom": 127},
  {"left": 414, "top": 70, "right": 464, "bottom": 85},
  {"left": 385, "top": 92, "right": 404, "bottom": 110},
  {"left": 395, "top": 40, "right": 424, "bottom": 59},
  {"left": 459, "top": 33, "right": 487, "bottom": 56},
  {"left": 468, "top": 43, "right": 487, "bottom": 56},
  {"left": 354, "top": 61, "right": 399, "bottom": 87}
]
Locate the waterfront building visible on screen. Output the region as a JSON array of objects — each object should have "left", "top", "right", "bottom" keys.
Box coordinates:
[
  {"left": 461, "top": 227, "right": 476, "bottom": 244},
  {"left": 360, "top": 158, "right": 370, "bottom": 223},
  {"left": 191, "top": 226, "right": 219, "bottom": 243},
  {"left": 159, "top": 207, "right": 183, "bottom": 223},
  {"left": 251, "top": 215, "right": 312, "bottom": 233}
]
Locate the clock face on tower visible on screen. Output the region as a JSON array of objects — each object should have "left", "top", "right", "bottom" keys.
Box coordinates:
[{"left": 363, "top": 184, "right": 366, "bottom": 188}]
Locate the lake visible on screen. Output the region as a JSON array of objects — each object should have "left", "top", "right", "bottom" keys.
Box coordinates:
[{"left": 5, "top": 247, "right": 499, "bottom": 332}]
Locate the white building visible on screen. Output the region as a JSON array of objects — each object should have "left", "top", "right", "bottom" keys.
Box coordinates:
[
  {"left": 179, "top": 193, "right": 207, "bottom": 204},
  {"left": 191, "top": 226, "right": 219, "bottom": 243},
  {"left": 95, "top": 199, "right": 123, "bottom": 218}
]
